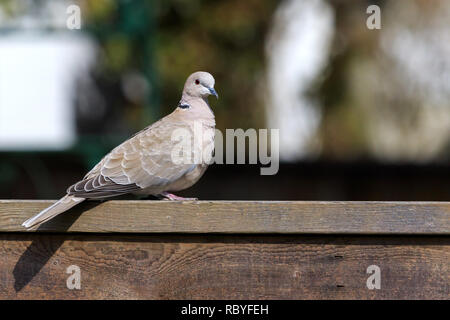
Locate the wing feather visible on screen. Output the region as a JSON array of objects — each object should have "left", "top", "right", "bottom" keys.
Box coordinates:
[{"left": 67, "top": 115, "right": 197, "bottom": 199}]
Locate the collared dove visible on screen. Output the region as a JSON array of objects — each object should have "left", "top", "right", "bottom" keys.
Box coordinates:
[{"left": 22, "top": 71, "right": 218, "bottom": 229}]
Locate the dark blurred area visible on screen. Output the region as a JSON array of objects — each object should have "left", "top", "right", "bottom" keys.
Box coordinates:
[
  {"left": 0, "top": 0, "right": 448, "bottom": 201},
  {"left": 1, "top": 152, "right": 449, "bottom": 200}
]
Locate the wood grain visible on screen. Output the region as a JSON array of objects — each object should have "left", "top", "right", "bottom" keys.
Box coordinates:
[
  {"left": 1, "top": 234, "right": 448, "bottom": 299},
  {"left": 0, "top": 200, "right": 449, "bottom": 234},
  {"left": 2, "top": 201, "right": 448, "bottom": 299}
]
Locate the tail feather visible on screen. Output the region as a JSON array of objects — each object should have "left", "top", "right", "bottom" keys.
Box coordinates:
[{"left": 22, "top": 195, "right": 85, "bottom": 229}]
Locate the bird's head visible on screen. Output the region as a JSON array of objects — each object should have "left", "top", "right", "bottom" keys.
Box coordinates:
[{"left": 183, "top": 71, "right": 218, "bottom": 99}]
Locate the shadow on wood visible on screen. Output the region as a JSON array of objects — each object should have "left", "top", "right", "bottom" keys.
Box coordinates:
[{"left": 12, "top": 201, "right": 102, "bottom": 292}]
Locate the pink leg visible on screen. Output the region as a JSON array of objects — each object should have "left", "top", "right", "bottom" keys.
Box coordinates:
[{"left": 160, "top": 192, "right": 197, "bottom": 201}]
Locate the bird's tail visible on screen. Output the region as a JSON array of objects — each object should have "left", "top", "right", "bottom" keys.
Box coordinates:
[{"left": 22, "top": 195, "right": 85, "bottom": 229}]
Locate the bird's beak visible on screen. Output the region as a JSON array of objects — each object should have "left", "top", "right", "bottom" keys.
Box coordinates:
[{"left": 209, "top": 87, "right": 219, "bottom": 99}]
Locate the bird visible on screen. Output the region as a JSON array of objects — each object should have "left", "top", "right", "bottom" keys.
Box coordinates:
[{"left": 22, "top": 71, "right": 218, "bottom": 229}]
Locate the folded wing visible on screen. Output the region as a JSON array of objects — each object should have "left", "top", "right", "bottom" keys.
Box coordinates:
[{"left": 67, "top": 117, "right": 196, "bottom": 198}]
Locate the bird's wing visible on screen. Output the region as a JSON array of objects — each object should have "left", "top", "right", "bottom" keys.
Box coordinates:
[{"left": 67, "top": 116, "right": 197, "bottom": 198}]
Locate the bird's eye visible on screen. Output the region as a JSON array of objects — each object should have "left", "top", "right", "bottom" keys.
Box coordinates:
[{"left": 195, "top": 79, "right": 200, "bottom": 85}]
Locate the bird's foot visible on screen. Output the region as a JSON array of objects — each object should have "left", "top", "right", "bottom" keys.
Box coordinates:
[{"left": 159, "top": 192, "right": 197, "bottom": 201}]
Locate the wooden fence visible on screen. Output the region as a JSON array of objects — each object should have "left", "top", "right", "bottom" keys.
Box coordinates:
[{"left": 0, "top": 200, "right": 449, "bottom": 299}]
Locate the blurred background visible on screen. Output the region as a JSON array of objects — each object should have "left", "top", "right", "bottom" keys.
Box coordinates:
[{"left": 0, "top": 0, "right": 448, "bottom": 200}]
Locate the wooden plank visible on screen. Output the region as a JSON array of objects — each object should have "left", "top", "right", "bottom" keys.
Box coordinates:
[
  {"left": 0, "top": 200, "right": 449, "bottom": 234},
  {"left": 1, "top": 234, "right": 448, "bottom": 299}
]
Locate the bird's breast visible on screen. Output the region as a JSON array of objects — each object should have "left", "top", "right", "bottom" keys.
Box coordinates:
[{"left": 193, "top": 121, "right": 215, "bottom": 166}]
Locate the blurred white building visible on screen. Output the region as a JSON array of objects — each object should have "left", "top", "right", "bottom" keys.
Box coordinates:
[
  {"left": 265, "top": 0, "right": 334, "bottom": 161},
  {"left": 0, "top": 1, "right": 96, "bottom": 150}
]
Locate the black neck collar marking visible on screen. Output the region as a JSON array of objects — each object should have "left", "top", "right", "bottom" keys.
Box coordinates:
[{"left": 178, "top": 101, "right": 190, "bottom": 109}]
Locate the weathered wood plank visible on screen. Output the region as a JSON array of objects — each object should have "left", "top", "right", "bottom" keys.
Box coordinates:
[
  {"left": 1, "top": 234, "right": 448, "bottom": 299},
  {"left": 0, "top": 200, "right": 448, "bottom": 234}
]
